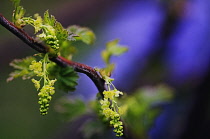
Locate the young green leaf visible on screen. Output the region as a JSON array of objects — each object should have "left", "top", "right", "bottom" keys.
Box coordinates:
[
  {"left": 12, "top": 0, "right": 26, "bottom": 28},
  {"left": 57, "top": 67, "right": 79, "bottom": 92},
  {"left": 67, "top": 25, "right": 96, "bottom": 45},
  {"left": 59, "top": 41, "right": 77, "bottom": 60},
  {"left": 99, "top": 39, "right": 128, "bottom": 77},
  {"left": 101, "top": 50, "right": 110, "bottom": 64},
  {"left": 48, "top": 65, "right": 79, "bottom": 92},
  {"left": 7, "top": 56, "right": 36, "bottom": 82},
  {"left": 95, "top": 63, "right": 115, "bottom": 78},
  {"left": 43, "top": 10, "right": 56, "bottom": 26},
  {"left": 55, "top": 22, "right": 68, "bottom": 42},
  {"left": 33, "top": 14, "right": 43, "bottom": 33},
  {"left": 106, "top": 39, "right": 128, "bottom": 56},
  {"left": 12, "top": 0, "right": 21, "bottom": 7},
  {"left": 102, "top": 39, "right": 128, "bottom": 64}
]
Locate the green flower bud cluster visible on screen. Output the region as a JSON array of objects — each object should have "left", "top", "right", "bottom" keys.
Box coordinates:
[
  {"left": 37, "top": 79, "right": 56, "bottom": 115},
  {"left": 29, "top": 54, "right": 57, "bottom": 115},
  {"left": 100, "top": 89, "right": 124, "bottom": 136},
  {"left": 111, "top": 116, "right": 123, "bottom": 137},
  {"left": 29, "top": 60, "right": 43, "bottom": 76},
  {"left": 31, "top": 79, "right": 40, "bottom": 90},
  {"left": 44, "top": 34, "right": 59, "bottom": 50},
  {"left": 103, "top": 90, "right": 123, "bottom": 100},
  {"left": 12, "top": 1, "right": 72, "bottom": 57},
  {"left": 16, "top": 10, "right": 60, "bottom": 52},
  {"left": 36, "top": 23, "right": 59, "bottom": 51}
]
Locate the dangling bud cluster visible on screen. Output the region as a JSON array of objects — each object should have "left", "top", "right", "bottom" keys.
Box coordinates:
[
  {"left": 37, "top": 79, "right": 56, "bottom": 115},
  {"left": 13, "top": 7, "right": 66, "bottom": 55},
  {"left": 45, "top": 35, "right": 59, "bottom": 50},
  {"left": 100, "top": 90, "right": 124, "bottom": 136},
  {"left": 38, "top": 25, "right": 59, "bottom": 51},
  {"left": 29, "top": 54, "right": 57, "bottom": 115},
  {"left": 99, "top": 76, "right": 124, "bottom": 136}
]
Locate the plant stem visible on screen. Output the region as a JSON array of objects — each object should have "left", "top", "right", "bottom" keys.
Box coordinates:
[
  {"left": 0, "top": 13, "right": 106, "bottom": 97},
  {"left": 43, "top": 54, "right": 48, "bottom": 85},
  {"left": 0, "top": 13, "right": 47, "bottom": 53}
]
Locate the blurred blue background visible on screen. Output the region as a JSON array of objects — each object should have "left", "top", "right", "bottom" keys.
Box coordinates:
[{"left": 1, "top": 0, "right": 210, "bottom": 138}]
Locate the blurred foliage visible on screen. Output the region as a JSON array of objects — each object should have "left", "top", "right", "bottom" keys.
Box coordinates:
[
  {"left": 121, "top": 84, "right": 174, "bottom": 138},
  {"left": 55, "top": 84, "right": 174, "bottom": 138},
  {"left": 55, "top": 97, "right": 87, "bottom": 122}
]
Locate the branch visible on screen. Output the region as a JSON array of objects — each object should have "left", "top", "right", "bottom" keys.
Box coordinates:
[
  {"left": 0, "top": 14, "right": 47, "bottom": 53},
  {"left": 50, "top": 56, "right": 106, "bottom": 94},
  {"left": 0, "top": 13, "right": 105, "bottom": 97}
]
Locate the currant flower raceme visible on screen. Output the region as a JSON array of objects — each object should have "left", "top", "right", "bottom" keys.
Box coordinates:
[
  {"left": 28, "top": 54, "right": 57, "bottom": 115},
  {"left": 99, "top": 81, "right": 124, "bottom": 136},
  {"left": 20, "top": 13, "right": 60, "bottom": 52},
  {"left": 12, "top": 1, "right": 66, "bottom": 54},
  {"left": 38, "top": 79, "right": 56, "bottom": 115},
  {"left": 7, "top": 55, "right": 79, "bottom": 116},
  {"left": 95, "top": 38, "right": 128, "bottom": 136}
]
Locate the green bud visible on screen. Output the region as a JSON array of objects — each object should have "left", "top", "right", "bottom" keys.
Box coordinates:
[
  {"left": 45, "top": 104, "right": 50, "bottom": 107},
  {"left": 49, "top": 90, "right": 55, "bottom": 95},
  {"left": 117, "top": 131, "right": 122, "bottom": 134},
  {"left": 42, "top": 99, "right": 48, "bottom": 104},
  {"left": 47, "top": 96, "right": 52, "bottom": 100},
  {"left": 113, "top": 124, "right": 118, "bottom": 128},
  {"left": 31, "top": 79, "right": 40, "bottom": 90}
]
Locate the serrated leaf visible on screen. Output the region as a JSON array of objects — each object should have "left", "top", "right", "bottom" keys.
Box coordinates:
[
  {"left": 43, "top": 10, "right": 55, "bottom": 26},
  {"left": 7, "top": 56, "right": 36, "bottom": 82},
  {"left": 57, "top": 67, "right": 79, "bottom": 92},
  {"left": 12, "top": 3, "right": 26, "bottom": 28},
  {"left": 67, "top": 25, "right": 96, "bottom": 45},
  {"left": 55, "top": 22, "right": 68, "bottom": 41}
]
